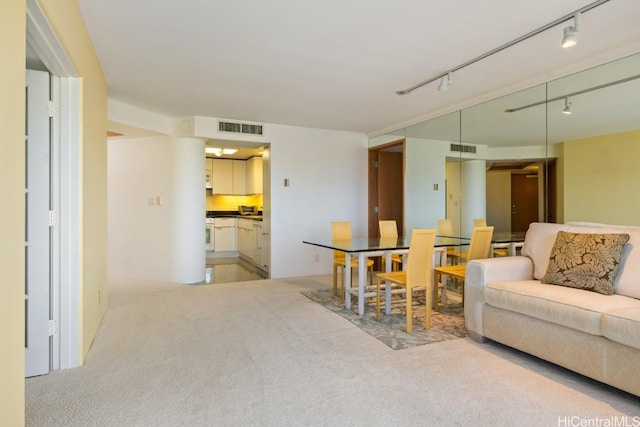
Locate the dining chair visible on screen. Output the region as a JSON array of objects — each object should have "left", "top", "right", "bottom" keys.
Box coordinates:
[
  {"left": 433, "top": 226, "right": 494, "bottom": 311},
  {"left": 437, "top": 218, "right": 461, "bottom": 265},
  {"left": 473, "top": 218, "right": 508, "bottom": 257},
  {"left": 375, "top": 229, "right": 436, "bottom": 334},
  {"left": 378, "top": 220, "right": 403, "bottom": 271},
  {"left": 473, "top": 218, "right": 487, "bottom": 227},
  {"left": 331, "top": 221, "right": 374, "bottom": 299}
]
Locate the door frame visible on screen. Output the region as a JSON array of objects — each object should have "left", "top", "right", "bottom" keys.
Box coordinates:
[
  {"left": 368, "top": 140, "right": 405, "bottom": 238},
  {"left": 27, "top": 0, "right": 82, "bottom": 370}
]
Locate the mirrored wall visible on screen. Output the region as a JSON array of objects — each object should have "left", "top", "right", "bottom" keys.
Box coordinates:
[{"left": 369, "top": 51, "right": 640, "bottom": 236}]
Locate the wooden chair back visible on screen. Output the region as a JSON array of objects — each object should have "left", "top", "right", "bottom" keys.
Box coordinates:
[
  {"left": 405, "top": 229, "right": 436, "bottom": 290},
  {"left": 473, "top": 218, "right": 488, "bottom": 227},
  {"left": 437, "top": 219, "right": 454, "bottom": 236},
  {"left": 467, "top": 226, "right": 494, "bottom": 261},
  {"left": 331, "top": 221, "right": 352, "bottom": 262},
  {"left": 378, "top": 220, "right": 398, "bottom": 238}
]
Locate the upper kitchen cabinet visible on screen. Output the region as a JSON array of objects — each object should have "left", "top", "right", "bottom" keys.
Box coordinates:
[
  {"left": 205, "top": 158, "right": 213, "bottom": 190},
  {"left": 246, "top": 156, "right": 263, "bottom": 194},
  {"left": 232, "top": 160, "right": 246, "bottom": 194},
  {"left": 211, "top": 159, "right": 233, "bottom": 194},
  {"left": 206, "top": 158, "right": 250, "bottom": 195}
]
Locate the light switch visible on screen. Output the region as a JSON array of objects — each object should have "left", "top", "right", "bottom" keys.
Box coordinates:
[{"left": 155, "top": 196, "right": 163, "bottom": 206}]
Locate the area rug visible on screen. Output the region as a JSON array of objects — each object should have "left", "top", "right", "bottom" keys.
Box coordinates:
[{"left": 301, "top": 288, "right": 466, "bottom": 350}]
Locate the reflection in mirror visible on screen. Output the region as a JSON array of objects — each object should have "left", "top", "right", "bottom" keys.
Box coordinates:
[
  {"left": 404, "top": 111, "right": 461, "bottom": 240},
  {"left": 368, "top": 128, "right": 406, "bottom": 240},
  {"left": 546, "top": 53, "right": 640, "bottom": 226},
  {"left": 461, "top": 84, "right": 548, "bottom": 235}
]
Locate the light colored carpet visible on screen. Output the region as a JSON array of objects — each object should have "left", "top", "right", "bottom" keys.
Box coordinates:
[{"left": 26, "top": 275, "right": 640, "bottom": 426}]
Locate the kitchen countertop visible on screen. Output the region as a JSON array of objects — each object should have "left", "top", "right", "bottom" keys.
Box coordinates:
[{"left": 206, "top": 211, "right": 262, "bottom": 221}]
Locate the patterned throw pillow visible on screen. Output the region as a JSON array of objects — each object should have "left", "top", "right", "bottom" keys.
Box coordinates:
[{"left": 542, "top": 231, "right": 630, "bottom": 295}]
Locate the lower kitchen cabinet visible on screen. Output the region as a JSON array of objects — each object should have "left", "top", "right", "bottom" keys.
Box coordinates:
[
  {"left": 214, "top": 218, "right": 236, "bottom": 252},
  {"left": 237, "top": 218, "right": 266, "bottom": 270}
]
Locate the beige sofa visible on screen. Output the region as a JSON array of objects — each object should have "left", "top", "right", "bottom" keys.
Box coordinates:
[{"left": 465, "top": 222, "right": 640, "bottom": 397}]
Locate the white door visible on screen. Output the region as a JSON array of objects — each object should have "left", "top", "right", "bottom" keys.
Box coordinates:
[{"left": 25, "top": 69, "right": 52, "bottom": 377}]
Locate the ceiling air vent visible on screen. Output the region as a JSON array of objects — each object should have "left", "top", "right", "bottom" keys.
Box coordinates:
[
  {"left": 218, "top": 120, "right": 264, "bottom": 136},
  {"left": 450, "top": 143, "right": 476, "bottom": 154}
]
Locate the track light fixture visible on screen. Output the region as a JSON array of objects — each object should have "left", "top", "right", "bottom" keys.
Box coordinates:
[
  {"left": 438, "top": 72, "right": 452, "bottom": 91},
  {"left": 562, "top": 97, "right": 573, "bottom": 114},
  {"left": 394, "top": 0, "right": 608, "bottom": 96},
  {"left": 562, "top": 13, "right": 581, "bottom": 48}
]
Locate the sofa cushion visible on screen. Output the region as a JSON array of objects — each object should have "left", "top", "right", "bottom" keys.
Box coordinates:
[
  {"left": 541, "top": 231, "right": 629, "bottom": 295},
  {"left": 601, "top": 308, "right": 640, "bottom": 350},
  {"left": 565, "top": 223, "right": 640, "bottom": 299},
  {"left": 484, "top": 280, "right": 640, "bottom": 336},
  {"left": 521, "top": 222, "right": 640, "bottom": 299}
]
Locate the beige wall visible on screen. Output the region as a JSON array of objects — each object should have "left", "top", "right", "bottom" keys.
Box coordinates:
[
  {"left": 0, "top": 2, "right": 107, "bottom": 424},
  {"left": 563, "top": 130, "right": 640, "bottom": 226},
  {"left": 0, "top": 1, "right": 26, "bottom": 424},
  {"left": 39, "top": 0, "right": 109, "bottom": 359},
  {"left": 486, "top": 171, "right": 511, "bottom": 232}
]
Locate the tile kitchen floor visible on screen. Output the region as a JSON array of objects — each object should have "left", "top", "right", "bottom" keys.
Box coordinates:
[{"left": 204, "top": 257, "right": 267, "bottom": 284}]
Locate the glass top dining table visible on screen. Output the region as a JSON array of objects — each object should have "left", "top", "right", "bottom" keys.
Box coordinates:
[
  {"left": 302, "top": 236, "right": 471, "bottom": 315},
  {"left": 303, "top": 232, "right": 527, "bottom": 316}
]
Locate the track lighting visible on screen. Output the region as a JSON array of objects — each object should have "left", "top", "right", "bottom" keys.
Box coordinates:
[
  {"left": 562, "top": 97, "right": 573, "bottom": 114},
  {"left": 438, "top": 72, "right": 452, "bottom": 92},
  {"left": 562, "top": 13, "right": 581, "bottom": 48},
  {"left": 395, "top": 1, "right": 607, "bottom": 96}
]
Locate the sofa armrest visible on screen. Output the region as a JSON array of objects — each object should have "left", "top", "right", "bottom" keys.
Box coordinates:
[{"left": 464, "top": 256, "right": 534, "bottom": 340}]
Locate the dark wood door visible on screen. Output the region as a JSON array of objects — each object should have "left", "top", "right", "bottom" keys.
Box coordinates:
[
  {"left": 377, "top": 151, "right": 403, "bottom": 234},
  {"left": 368, "top": 144, "right": 404, "bottom": 239},
  {"left": 511, "top": 174, "right": 538, "bottom": 233}
]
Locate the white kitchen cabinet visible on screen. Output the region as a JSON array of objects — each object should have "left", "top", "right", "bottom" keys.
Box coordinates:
[
  {"left": 246, "top": 156, "right": 263, "bottom": 194},
  {"left": 253, "top": 221, "right": 263, "bottom": 268},
  {"left": 232, "top": 160, "right": 246, "bottom": 194},
  {"left": 236, "top": 218, "right": 255, "bottom": 260},
  {"left": 205, "top": 158, "right": 213, "bottom": 189},
  {"left": 211, "top": 159, "right": 233, "bottom": 194},
  {"left": 214, "top": 218, "right": 236, "bottom": 251}
]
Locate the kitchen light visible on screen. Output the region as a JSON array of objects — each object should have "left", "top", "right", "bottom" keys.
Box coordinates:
[
  {"left": 562, "top": 97, "right": 573, "bottom": 114},
  {"left": 205, "top": 147, "right": 238, "bottom": 156}
]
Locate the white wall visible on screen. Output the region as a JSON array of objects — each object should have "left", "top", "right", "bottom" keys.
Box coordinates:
[
  {"left": 268, "top": 124, "right": 368, "bottom": 278},
  {"left": 404, "top": 138, "right": 450, "bottom": 232},
  {"left": 461, "top": 159, "right": 487, "bottom": 235},
  {"left": 108, "top": 122, "right": 368, "bottom": 281},
  {"left": 108, "top": 136, "right": 174, "bottom": 281}
]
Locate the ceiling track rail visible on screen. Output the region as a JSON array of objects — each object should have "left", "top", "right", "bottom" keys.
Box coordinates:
[{"left": 395, "top": 0, "right": 611, "bottom": 95}]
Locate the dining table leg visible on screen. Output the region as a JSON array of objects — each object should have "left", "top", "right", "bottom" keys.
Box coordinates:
[
  {"left": 344, "top": 252, "right": 352, "bottom": 310},
  {"left": 384, "top": 251, "right": 392, "bottom": 315},
  {"left": 358, "top": 252, "right": 367, "bottom": 315}
]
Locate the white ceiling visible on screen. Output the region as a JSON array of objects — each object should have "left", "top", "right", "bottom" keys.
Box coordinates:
[{"left": 76, "top": 0, "right": 640, "bottom": 137}]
